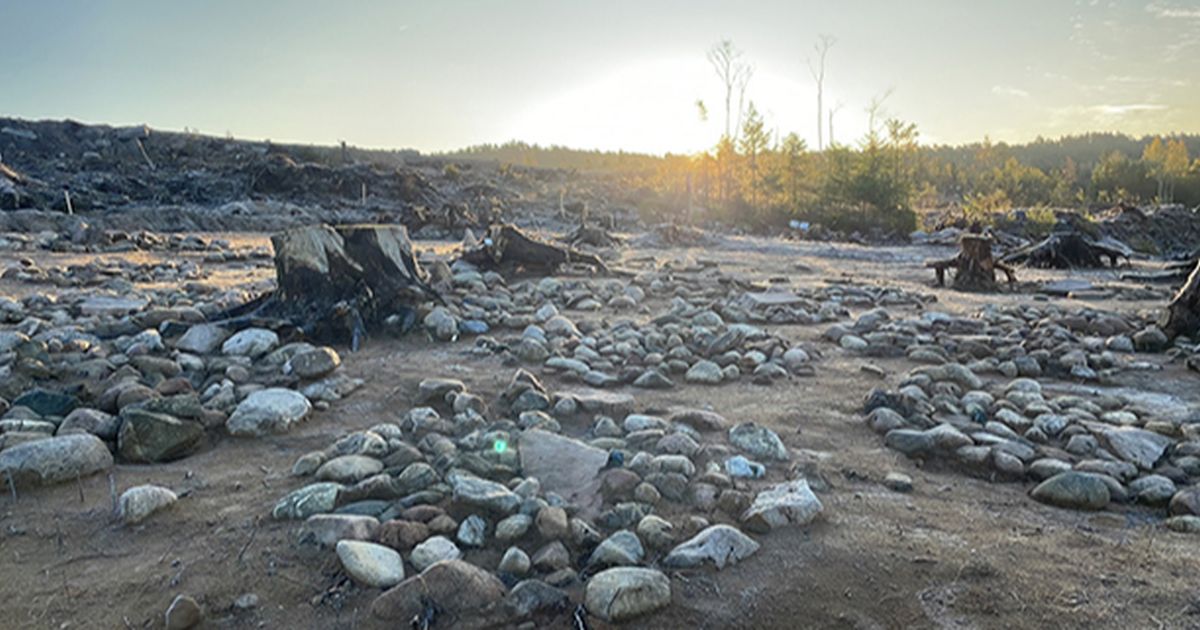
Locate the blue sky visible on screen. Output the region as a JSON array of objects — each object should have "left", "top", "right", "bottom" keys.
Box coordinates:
[{"left": 1, "top": 0, "right": 1197, "bottom": 153}]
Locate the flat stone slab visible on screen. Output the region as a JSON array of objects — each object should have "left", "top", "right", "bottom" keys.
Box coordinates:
[{"left": 519, "top": 429, "right": 608, "bottom": 518}]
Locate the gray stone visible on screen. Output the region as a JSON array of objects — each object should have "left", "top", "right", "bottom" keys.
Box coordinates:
[
  {"left": 519, "top": 429, "right": 607, "bottom": 517},
  {"left": 1101, "top": 427, "right": 1173, "bottom": 470},
  {"left": 0, "top": 433, "right": 112, "bottom": 486},
  {"left": 457, "top": 514, "right": 487, "bottom": 547},
  {"left": 337, "top": 540, "right": 405, "bottom": 588},
  {"left": 116, "top": 408, "right": 201, "bottom": 462},
  {"left": 884, "top": 428, "right": 934, "bottom": 456},
  {"left": 584, "top": 567, "right": 671, "bottom": 622},
  {"left": 728, "top": 422, "right": 789, "bottom": 461},
  {"left": 588, "top": 530, "right": 644, "bottom": 567},
  {"left": 118, "top": 484, "right": 178, "bottom": 525},
  {"left": 741, "top": 478, "right": 823, "bottom": 532},
  {"left": 506, "top": 579, "right": 569, "bottom": 619},
  {"left": 289, "top": 347, "right": 341, "bottom": 379},
  {"left": 1030, "top": 472, "right": 1110, "bottom": 510},
  {"left": 226, "top": 388, "right": 312, "bottom": 436},
  {"left": 495, "top": 513, "right": 533, "bottom": 541},
  {"left": 175, "top": 324, "right": 229, "bottom": 355},
  {"left": 164, "top": 594, "right": 202, "bottom": 630},
  {"left": 662, "top": 524, "right": 759, "bottom": 569},
  {"left": 273, "top": 482, "right": 342, "bottom": 519},
  {"left": 498, "top": 546, "right": 531, "bottom": 576},
  {"left": 685, "top": 360, "right": 723, "bottom": 384},
  {"left": 300, "top": 514, "right": 380, "bottom": 546},
  {"left": 450, "top": 472, "right": 521, "bottom": 514},
  {"left": 221, "top": 327, "right": 278, "bottom": 357},
  {"left": 410, "top": 536, "right": 462, "bottom": 571},
  {"left": 316, "top": 455, "right": 383, "bottom": 483}
]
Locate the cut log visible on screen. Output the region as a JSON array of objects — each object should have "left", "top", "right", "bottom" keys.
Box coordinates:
[
  {"left": 214, "top": 224, "right": 438, "bottom": 349},
  {"left": 925, "top": 234, "right": 1016, "bottom": 291},
  {"left": 1160, "top": 259, "right": 1200, "bottom": 339},
  {"left": 460, "top": 223, "right": 608, "bottom": 273}
]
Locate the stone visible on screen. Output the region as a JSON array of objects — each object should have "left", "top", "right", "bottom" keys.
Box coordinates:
[
  {"left": 1129, "top": 475, "right": 1175, "bottom": 506},
  {"left": 495, "top": 514, "right": 533, "bottom": 541},
  {"left": 175, "top": 324, "right": 229, "bottom": 355},
  {"left": 273, "top": 482, "right": 341, "bottom": 520},
  {"left": 221, "top": 327, "right": 279, "bottom": 357},
  {"left": 371, "top": 560, "right": 506, "bottom": 622},
  {"left": 301, "top": 514, "right": 381, "bottom": 547},
  {"left": 410, "top": 536, "right": 462, "bottom": 571},
  {"left": 584, "top": 567, "right": 671, "bottom": 622},
  {"left": 498, "top": 546, "right": 531, "bottom": 576},
  {"left": 226, "top": 388, "right": 312, "bottom": 436},
  {"left": 1166, "top": 515, "right": 1200, "bottom": 533},
  {"left": 1030, "top": 472, "right": 1110, "bottom": 511},
  {"left": 884, "top": 429, "right": 934, "bottom": 457},
  {"left": 118, "top": 408, "right": 204, "bottom": 463},
  {"left": 165, "top": 594, "right": 203, "bottom": 630},
  {"left": 506, "top": 579, "right": 569, "bottom": 619},
  {"left": 883, "top": 472, "right": 913, "bottom": 493},
  {"left": 12, "top": 388, "right": 78, "bottom": 417},
  {"left": 636, "top": 515, "right": 675, "bottom": 550},
  {"left": 289, "top": 347, "right": 341, "bottom": 379},
  {"left": 56, "top": 408, "right": 121, "bottom": 440},
  {"left": 588, "top": 530, "right": 644, "bottom": 567},
  {"left": 457, "top": 514, "right": 487, "bottom": 547},
  {"left": 118, "top": 484, "right": 178, "bottom": 525},
  {"left": 337, "top": 540, "right": 405, "bottom": 588},
  {"left": 518, "top": 429, "right": 607, "bottom": 517},
  {"left": 316, "top": 455, "right": 383, "bottom": 483},
  {"left": 532, "top": 541, "right": 571, "bottom": 572},
  {"left": 1169, "top": 487, "right": 1200, "bottom": 516},
  {"left": 685, "top": 360, "right": 723, "bottom": 384},
  {"left": 377, "top": 520, "right": 431, "bottom": 551},
  {"left": 662, "top": 524, "right": 759, "bottom": 569},
  {"left": 728, "top": 422, "right": 789, "bottom": 461},
  {"left": 451, "top": 472, "right": 521, "bottom": 514},
  {"left": 0, "top": 433, "right": 112, "bottom": 486},
  {"left": 633, "top": 370, "right": 674, "bottom": 389},
  {"left": 741, "top": 479, "right": 823, "bottom": 532},
  {"left": 535, "top": 506, "right": 569, "bottom": 540},
  {"left": 1101, "top": 428, "right": 1173, "bottom": 470}
]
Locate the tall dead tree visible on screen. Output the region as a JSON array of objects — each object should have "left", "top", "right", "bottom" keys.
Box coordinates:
[
  {"left": 708, "top": 39, "right": 753, "bottom": 141},
  {"left": 807, "top": 35, "right": 835, "bottom": 151}
]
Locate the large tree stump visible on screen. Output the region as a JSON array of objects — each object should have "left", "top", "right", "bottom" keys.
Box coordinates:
[
  {"left": 217, "top": 224, "right": 439, "bottom": 348},
  {"left": 461, "top": 223, "right": 608, "bottom": 273},
  {"left": 1160, "top": 259, "right": 1200, "bottom": 338},
  {"left": 926, "top": 234, "right": 1017, "bottom": 291},
  {"left": 1000, "top": 224, "right": 1131, "bottom": 269}
]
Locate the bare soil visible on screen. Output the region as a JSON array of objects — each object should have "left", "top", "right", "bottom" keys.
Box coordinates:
[{"left": 2, "top": 234, "right": 1197, "bottom": 630}]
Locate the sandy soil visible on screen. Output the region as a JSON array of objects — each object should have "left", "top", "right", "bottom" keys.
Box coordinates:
[{"left": 1, "top": 234, "right": 1196, "bottom": 630}]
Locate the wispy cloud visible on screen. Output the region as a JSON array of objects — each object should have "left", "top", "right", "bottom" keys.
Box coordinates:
[
  {"left": 992, "top": 85, "right": 1030, "bottom": 98},
  {"left": 1147, "top": 2, "right": 1200, "bottom": 19},
  {"left": 1091, "top": 103, "right": 1168, "bottom": 116}
]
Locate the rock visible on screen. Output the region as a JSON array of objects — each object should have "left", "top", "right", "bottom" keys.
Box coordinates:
[
  {"left": 584, "top": 567, "right": 671, "bottom": 622},
  {"left": 1129, "top": 474, "right": 1176, "bottom": 506},
  {"left": 633, "top": 370, "right": 674, "bottom": 389},
  {"left": 668, "top": 408, "right": 729, "bottom": 431},
  {"left": 883, "top": 472, "right": 913, "bottom": 493},
  {"left": 589, "top": 530, "right": 645, "bottom": 567},
  {"left": 498, "top": 546, "right": 531, "bottom": 576},
  {"left": 371, "top": 559, "right": 506, "bottom": 622},
  {"left": 175, "top": 324, "right": 229, "bottom": 355},
  {"left": 506, "top": 579, "right": 568, "bottom": 619},
  {"left": 302, "top": 514, "right": 380, "bottom": 546},
  {"left": 273, "top": 482, "right": 341, "bottom": 519},
  {"left": 411, "top": 536, "right": 462, "bottom": 571},
  {"left": 0, "top": 433, "right": 112, "bottom": 486},
  {"left": 316, "top": 455, "right": 384, "bottom": 483},
  {"left": 289, "top": 347, "right": 341, "bottom": 379},
  {"left": 221, "top": 327, "right": 279, "bottom": 357},
  {"left": 1132, "top": 326, "right": 1169, "bottom": 352},
  {"left": 451, "top": 472, "right": 521, "bottom": 514},
  {"left": 728, "top": 422, "right": 789, "bottom": 461},
  {"left": 118, "top": 408, "right": 204, "bottom": 463},
  {"left": 416, "top": 378, "right": 465, "bottom": 404},
  {"left": 495, "top": 514, "right": 533, "bottom": 541},
  {"left": 662, "top": 524, "right": 759, "bottom": 569},
  {"left": 535, "top": 506, "right": 569, "bottom": 540},
  {"left": 377, "top": 520, "right": 431, "bottom": 551},
  {"left": 884, "top": 428, "right": 934, "bottom": 457},
  {"left": 165, "top": 595, "right": 203, "bottom": 629},
  {"left": 118, "top": 484, "right": 178, "bottom": 524},
  {"left": 1169, "top": 487, "right": 1200, "bottom": 516},
  {"left": 12, "top": 388, "right": 78, "bottom": 417},
  {"left": 636, "top": 515, "right": 675, "bottom": 550},
  {"left": 741, "top": 479, "right": 823, "bottom": 532},
  {"left": 337, "top": 540, "right": 405, "bottom": 588},
  {"left": 226, "top": 388, "right": 312, "bottom": 436},
  {"left": 685, "top": 360, "right": 723, "bottom": 384},
  {"left": 532, "top": 541, "right": 571, "bottom": 572},
  {"left": 57, "top": 408, "right": 121, "bottom": 440},
  {"left": 457, "top": 514, "right": 487, "bottom": 547},
  {"left": 1030, "top": 472, "right": 1110, "bottom": 510},
  {"left": 518, "top": 429, "right": 607, "bottom": 517},
  {"left": 1101, "top": 428, "right": 1173, "bottom": 470},
  {"left": 1165, "top": 515, "right": 1200, "bottom": 533},
  {"left": 80, "top": 295, "right": 148, "bottom": 317}
]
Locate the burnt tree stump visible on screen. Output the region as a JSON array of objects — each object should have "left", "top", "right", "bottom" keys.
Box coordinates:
[
  {"left": 1161, "top": 259, "right": 1200, "bottom": 339},
  {"left": 926, "top": 234, "right": 1017, "bottom": 291},
  {"left": 216, "top": 224, "right": 439, "bottom": 349},
  {"left": 461, "top": 223, "right": 608, "bottom": 273}
]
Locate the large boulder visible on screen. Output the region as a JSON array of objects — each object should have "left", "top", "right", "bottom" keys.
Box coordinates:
[
  {"left": 518, "top": 429, "right": 607, "bottom": 517},
  {"left": 1030, "top": 472, "right": 1110, "bottom": 510},
  {"left": 371, "top": 559, "right": 506, "bottom": 624},
  {"left": 118, "top": 408, "right": 204, "bottom": 463},
  {"left": 12, "top": 388, "right": 79, "bottom": 417},
  {"left": 226, "top": 388, "right": 312, "bottom": 436},
  {"left": 740, "top": 478, "right": 823, "bottom": 532},
  {"left": 584, "top": 567, "right": 671, "bottom": 622},
  {"left": 662, "top": 524, "right": 759, "bottom": 569},
  {"left": 0, "top": 433, "right": 112, "bottom": 486}
]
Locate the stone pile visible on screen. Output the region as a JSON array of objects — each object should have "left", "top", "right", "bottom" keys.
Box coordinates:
[
  {"left": 3, "top": 258, "right": 210, "bottom": 288},
  {"left": 827, "top": 303, "right": 1169, "bottom": 382},
  {"left": 273, "top": 371, "right": 823, "bottom": 625},
  {"left": 863, "top": 361, "right": 1200, "bottom": 518}
]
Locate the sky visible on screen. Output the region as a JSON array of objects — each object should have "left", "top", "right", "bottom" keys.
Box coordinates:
[{"left": 1, "top": 0, "right": 1198, "bottom": 154}]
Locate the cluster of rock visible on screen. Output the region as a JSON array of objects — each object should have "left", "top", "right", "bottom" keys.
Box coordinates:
[
  {"left": 827, "top": 303, "right": 1169, "bottom": 382},
  {"left": 863, "top": 361, "right": 1200, "bottom": 523},
  {"left": 0, "top": 297, "right": 360, "bottom": 488},
  {"left": 4, "top": 258, "right": 210, "bottom": 288},
  {"left": 0, "top": 224, "right": 240, "bottom": 255},
  {"left": 272, "top": 372, "right": 823, "bottom": 625}
]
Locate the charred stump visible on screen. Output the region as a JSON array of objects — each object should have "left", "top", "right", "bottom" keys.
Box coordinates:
[
  {"left": 216, "top": 224, "right": 439, "bottom": 349},
  {"left": 926, "top": 234, "right": 1016, "bottom": 291},
  {"left": 461, "top": 223, "right": 608, "bottom": 273},
  {"left": 563, "top": 223, "right": 622, "bottom": 249},
  {"left": 1160, "top": 259, "right": 1200, "bottom": 338},
  {"left": 1001, "top": 224, "right": 1131, "bottom": 269}
]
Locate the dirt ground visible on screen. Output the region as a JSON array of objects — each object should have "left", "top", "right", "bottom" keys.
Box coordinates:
[{"left": 2, "top": 234, "right": 1198, "bottom": 630}]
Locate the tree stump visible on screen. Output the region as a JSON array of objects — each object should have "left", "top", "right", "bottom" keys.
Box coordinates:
[
  {"left": 1161, "top": 259, "right": 1200, "bottom": 338},
  {"left": 216, "top": 224, "right": 439, "bottom": 348},
  {"left": 1000, "top": 227, "right": 1130, "bottom": 269},
  {"left": 461, "top": 223, "right": 608, "bottom": 273},
  {"left": 926, "top": 234, "right": 1016, "bottom": 291}
]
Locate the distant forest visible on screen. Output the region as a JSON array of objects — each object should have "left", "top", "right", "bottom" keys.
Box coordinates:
[{"left": 440, "top": 131, "right": 1200, "bottom": 237}]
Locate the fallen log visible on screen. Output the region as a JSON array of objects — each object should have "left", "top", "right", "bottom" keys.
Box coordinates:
[
  {"left": 1160, "top": 259, "right": 1200, "bottom": 338},
  {"left": 562, "top": 223, "right": 622, "bottom": 249},
  {"left": 461, "top": 223, "right": 608, "bottom": 273},
  {"left": 213, "top": 224, "right": 439, "bottom": 349},
  {"left": 1000, "top": 225, "right": 1130, "bottom": 269},
  {"left": 925, "top": 234, "right": 1016, "bottom": 291}
]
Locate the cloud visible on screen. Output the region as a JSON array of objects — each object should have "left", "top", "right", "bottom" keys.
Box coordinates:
[
  {"left": 1147, "top": 2, "right": 1200, "bottom": 19},
  {"left": 991, "top": 85, "right": 1030, "bottom": 99},
  {"left": 1092, "top": 103, "right": 1168, "bottom": 116}
]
